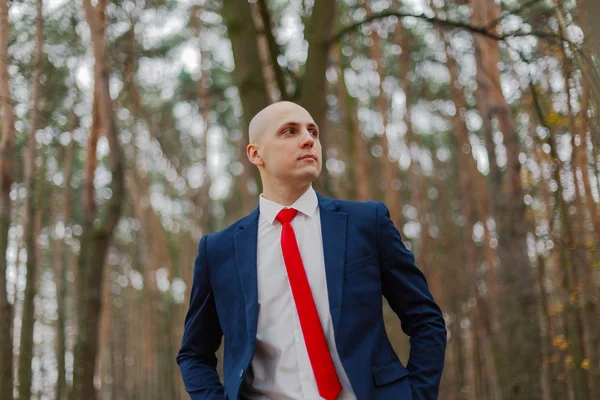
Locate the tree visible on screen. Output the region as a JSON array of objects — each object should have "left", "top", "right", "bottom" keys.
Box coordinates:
[
  {"left": 70, "top": 1, "right": 125, "bottom": 398},
  {"left": 0, "top": 0, "right": 16, "bottom": 397}
]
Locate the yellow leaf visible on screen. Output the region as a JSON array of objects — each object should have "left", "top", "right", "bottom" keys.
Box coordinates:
[
  {"left": 553, "top": 334, "right": 566, "bottom": 347},
  {"left": 581, "top": 359, "right": 590, "bottom": 370}
]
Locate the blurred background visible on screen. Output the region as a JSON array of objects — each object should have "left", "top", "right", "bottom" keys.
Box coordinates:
[{"left": 0, "top": 0, "right": 599, "bottom": 399}]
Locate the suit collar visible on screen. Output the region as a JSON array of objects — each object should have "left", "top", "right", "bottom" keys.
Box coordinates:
[
  {"left": 259, "top": 186, "right": 318, "bottom": 224},
  {"left": 316, "top": 192, "right": 340, "bottom": 211}
]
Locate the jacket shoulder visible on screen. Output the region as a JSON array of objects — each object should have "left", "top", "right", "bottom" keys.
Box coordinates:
[
  {"left": 203, "top": 208, "right": 259, "bottom": 248},
  {"left": 333, "top": 198, "right": 381, "bottom": 216}
]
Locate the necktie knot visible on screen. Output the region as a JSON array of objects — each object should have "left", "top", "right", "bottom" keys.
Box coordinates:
[{"left": 276, "top": 208, "right": 298, "bottom": 225}]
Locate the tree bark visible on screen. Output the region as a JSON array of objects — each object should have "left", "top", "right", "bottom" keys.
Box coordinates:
[
  {"left": 364, "top": 3, "right": 401, "bottom": 224},
  {"left": 190, "top": 5, "right": 214, "bottom": 234},
  {"left": 17, "top": 1, "right": 44, "bottom": 398},
  {"left": 255, "top": 0, "right": 288, "bottom": 100},
  {"left": 299, "top": 0, "right": 335, "bottom": 131},
  {"left": 335, "top": 47, "right": 371, "bottom": 201},
  {"left": 300, "top": 0, "right": 336, "bottom": 194},
  {"left": 439, "top": 22, "right": 503, "bottom": 400},
  {"left": 70, "top": 1, "right": 125, "bottom": 399},
  {"left": 530, "top": 80, "right": 578, "bottom": 400},
  {"left": 222, "top": 0, "right": 270, "bottom": 212},
  {"left": 0, "top": 0, "right": 16, "bottom": 397},
  {"left": 53, "top": 113, "right": 76, "bottom": 400},
  {"left": 471, "top": 0, "right": 543, "bottom": 397},
  {"left": 559, "top": 38, "right": 597, "bottom": 399}
]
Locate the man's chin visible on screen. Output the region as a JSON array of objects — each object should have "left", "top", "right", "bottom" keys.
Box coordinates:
[{"left": 295, "top": 169, "right": 320, "bottom": 183}]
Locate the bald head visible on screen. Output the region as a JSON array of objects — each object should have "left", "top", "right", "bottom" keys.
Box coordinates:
[
  {"left": 246, "top": 100, "right": 322, "bottom": 195},
  {"left": 248, "top": 101, "right": 315, "bottom": 145}
]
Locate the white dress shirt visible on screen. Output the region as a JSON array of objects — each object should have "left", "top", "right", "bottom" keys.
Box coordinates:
[{"left": 240, "top": 186, "right": 356, "bottom": 400}]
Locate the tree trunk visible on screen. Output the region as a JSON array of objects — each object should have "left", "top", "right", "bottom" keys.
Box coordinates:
[
  {"left": 251, "top": 0, "right": 281, "bottom": 103},
  {"left": 364, "top": 3, "right": 401, "bottom": 224},
  {"left": 530, "top": 84, "right": 578, "bottom": 400},
  {"left": 299, "top": 0, "right": 335, "bottom": 132},
  {"left": 299, "top": 0, "right": 336, "bottom": 194},
  {"left": 222, "top": 0, "right": 270, "bottom": 212},
  {"left": 255, "top": 0, "right": 288, "bottom": 100},
  {"left": 560, "top": 41, "right": 597, "bottom": 400},
  {"left": 54, "top": 110, "right": 76, "bottom": 400},
  {"left": 556, "top": 3, "right": 600, "bottom": 391},
  {"left": 471, "top": 0, "right": 543, "bottom": 397},
  {"left": 17, "top": 1, "right": 44, "bottom": 398},
  {"left": 439, "top": 22, "right": 503, "bottom": 400},
  {"left": 335, "top": 47, "right": 371, "bottom": 201},
  {"left": 70, "top": 1, "right": 125, "bottom": 399},
  {"left": 0, "top": 0, "right": 16, "bottom": 397},
  {"left": 190, "top": 5, "right": 214, "bottom": 234},
  {"left": 525, "top": 103, "right": 563, "bottom": 400}
]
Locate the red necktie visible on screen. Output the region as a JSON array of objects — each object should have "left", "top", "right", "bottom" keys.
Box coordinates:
[{"left": 276, "top": 208, "right": 342, "bottom": 400}]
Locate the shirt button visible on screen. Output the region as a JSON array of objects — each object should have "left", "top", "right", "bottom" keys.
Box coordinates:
[{"left": 239, "top": 369, "right": 244, "bottom": 378}]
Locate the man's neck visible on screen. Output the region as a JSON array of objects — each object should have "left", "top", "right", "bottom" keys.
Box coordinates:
[{"left": 261, "top": 182, "right": 312, "bottom": 206}]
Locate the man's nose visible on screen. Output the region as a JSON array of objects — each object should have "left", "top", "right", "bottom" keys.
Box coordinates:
[{"left": 300, "top": 129, "right": 315, "bottom": 148}]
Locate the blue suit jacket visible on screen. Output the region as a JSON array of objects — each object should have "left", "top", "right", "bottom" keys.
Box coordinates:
[{"left": 177, "top": 194, "right": 446, "bottom": 400}]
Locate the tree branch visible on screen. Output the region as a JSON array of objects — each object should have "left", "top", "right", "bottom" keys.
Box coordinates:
[
  {"left": 256, "top": 0, "right": 289, "bottom": 100},
  {"left": 329, "top": 10, "right": 571, "bottom": 47},
  {"left": 330, "top": 11, "right": 504, "bottom": 44}
]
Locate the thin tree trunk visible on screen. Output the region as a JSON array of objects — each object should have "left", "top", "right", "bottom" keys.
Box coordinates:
[
  {"left": 97, "top": 259, "right": 113, "bottom": 399},
  {"left": 559, "top": 43, "right": 597, "bottom": 400},
  {"left": 471, "top": 0, "right": 543, "bottom": 397},
  {"left": 299, "top": 0, "right": 336, "bottom": 194},
  {"left": 525, "top": 104, "right": 563, "bottom": 400},
  {"left": 530, "top": 85, "right": 578, "bottom": 400},
  {"left": 17, "top": 2, "right": 44, "bottom": 398},
  {"left": 437, "top": 19, "right": 504, "bottom": 399},
  {"left": 335, "top": 47, "right": 371, "bottom": 201},
  {"left": 190, "top": 5, "right": 214, "bottom": 234},
  {"left": 394, "top": 19, "right": 420, "bottom": 232},
  {"left": 556, "top": 2, "right": 600, "bottom": 391},
  {"left": 0, "top": 0, "right": 16, "bottom": 397},
  {"left": 53, "top": 113, "right": 75, "bottom": 400},
  {"left": 251, "top": 0, "right": 280, "bottom": 103},
  {"left": 70, "top": 1, "right": 125, "bottom": 399},
  {"left": 222, "top": 0, "right": 270, "bottom": 211},
  {"left": 364, "top": 3, "right": 401, "bottom": 225},
  {"left": 255, "top": 0, "right": 288, "bottom": 100},
  {"left": 299, "top": 0, "right": 335, "bottom": 131}
]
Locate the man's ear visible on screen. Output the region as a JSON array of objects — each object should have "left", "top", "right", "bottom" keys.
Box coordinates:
[{"left": 247, "top": 143, "right": 264, "bottom": 167}]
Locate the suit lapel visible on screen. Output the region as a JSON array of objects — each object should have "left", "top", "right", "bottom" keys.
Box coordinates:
[
  {"left": 233, "top": 207, "right": 260, "bottom": 340},
  {"left": 317, "top": 194, "right": 347, "bottom": 337}
]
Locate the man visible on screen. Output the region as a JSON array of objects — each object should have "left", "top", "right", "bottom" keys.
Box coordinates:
[{"left": 177, "top": 101, "right": 446, "bottom": 400}]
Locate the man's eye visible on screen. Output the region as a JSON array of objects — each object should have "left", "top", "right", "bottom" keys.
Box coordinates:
[
  {"left": 309, "top": 129, "right": 318, "bottom": 136},
  {"left": 283, "top": 128, "right": 294, "bottom": 134}
]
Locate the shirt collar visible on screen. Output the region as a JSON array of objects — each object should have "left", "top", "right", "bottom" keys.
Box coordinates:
[{"left": 259, "top": 186, "right": 318, "bottom": 225}]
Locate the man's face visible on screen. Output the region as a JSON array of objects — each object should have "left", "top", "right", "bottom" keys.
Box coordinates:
[{"left": 248, "top": 102, "right": 322, "bottom": 186}]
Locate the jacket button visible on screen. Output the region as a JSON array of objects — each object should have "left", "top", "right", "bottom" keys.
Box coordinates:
[{"left": 239, "top": 369, "right": 244, "bottom": 378}]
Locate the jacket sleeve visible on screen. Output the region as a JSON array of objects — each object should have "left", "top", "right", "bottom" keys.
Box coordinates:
[
  {"left": 376, "top": 202, "right": 447, "bottom": 400},
  {"left": 176, "top": 235, "right": 225, "bottom": 399}
]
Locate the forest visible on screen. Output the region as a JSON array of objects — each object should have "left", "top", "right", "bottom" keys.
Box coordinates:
[{"left": 0, "top": 0, "right": 599, "bottom": 399}]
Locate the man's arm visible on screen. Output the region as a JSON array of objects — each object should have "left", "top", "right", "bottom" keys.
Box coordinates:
[
  {"left": 177, "top": 235, "right": 225, "bottom": 399},
  {"left": 376, "top": 202, "right": 447, "bottom": 400}
]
